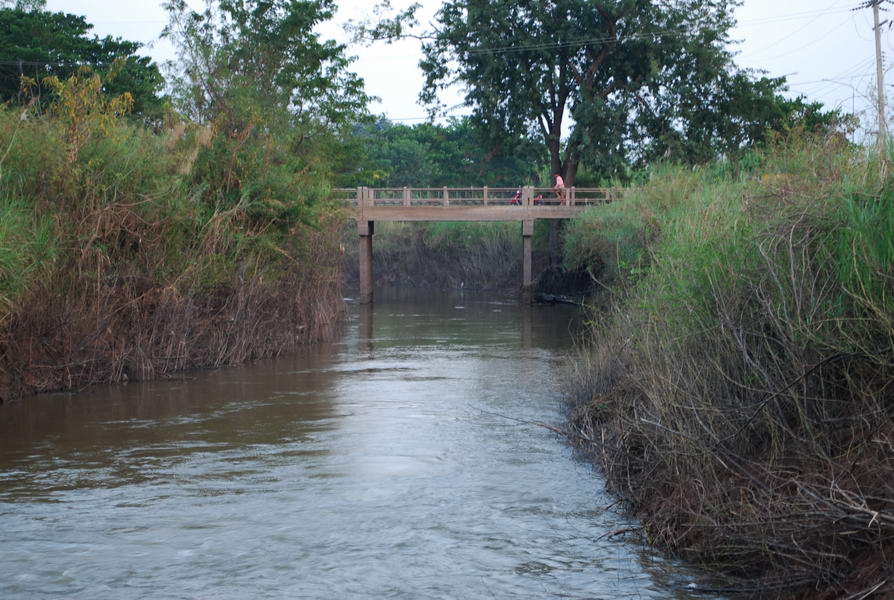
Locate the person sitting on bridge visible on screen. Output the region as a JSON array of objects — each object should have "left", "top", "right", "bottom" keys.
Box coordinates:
[{"left": 553, "top": 173, "right": 566, "bottom": 205}]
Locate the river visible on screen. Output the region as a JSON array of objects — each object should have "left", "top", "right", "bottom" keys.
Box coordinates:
[{"left": 0, "top": 290, "right": 719, "bottom": 599}]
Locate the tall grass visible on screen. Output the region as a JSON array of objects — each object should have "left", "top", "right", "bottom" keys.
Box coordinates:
[
  {"left": 0, "top": 198, "right": 56, "bottom": 315},
  {"left": 0, "top": 74, "right": 347, "bottom": 400},
  {"left": 565, "top": 134, "right": 894, "bottom": 597}
]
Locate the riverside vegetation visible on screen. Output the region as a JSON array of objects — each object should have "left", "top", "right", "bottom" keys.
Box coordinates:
[
  {"left": 0, "top": 0, "right": 374, "bottom": 402},
  {"left": 564, "top": 134, "right": 894, "bottom": 598},
  {"left": 0, "top": 68, "right": 346, "bottom": 402}
]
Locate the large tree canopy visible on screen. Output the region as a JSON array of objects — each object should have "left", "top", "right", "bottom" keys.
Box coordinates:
[
  {"left": 409, "top": 0, "right": 843, "bottom": 183},
  {"left": 0, "top": 7, "right": 165, "bottom": 118}
]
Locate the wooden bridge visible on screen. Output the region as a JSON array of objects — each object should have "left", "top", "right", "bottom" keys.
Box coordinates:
[{"left": 334, "top": 186, "right": 620, "bottom": 303}]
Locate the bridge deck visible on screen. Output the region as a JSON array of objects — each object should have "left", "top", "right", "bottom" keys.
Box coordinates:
[{"left": 334, "top": 187, "right": 619, "bottom": 221}]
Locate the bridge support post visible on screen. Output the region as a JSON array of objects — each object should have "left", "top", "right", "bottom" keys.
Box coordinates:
[
  {"left": 522, "top": 219, "right": 534, "bottom": 303},
  {"left": 359, "top": 219, "right": 374, "bottom": 305}
]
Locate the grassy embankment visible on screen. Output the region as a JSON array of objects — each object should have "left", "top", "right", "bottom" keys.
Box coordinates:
[
  {"left": 564, "top": 135, "right": 894, "bottom": 597},
  {"left": 0, "top": 72, "right": 346, "bottom": 402}
]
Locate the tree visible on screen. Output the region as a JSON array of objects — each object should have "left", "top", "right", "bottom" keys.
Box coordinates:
[
  {"left": 410, "top": 0, "right": 837, "bottom": 183},
  {"left": 0, "top": 7, "right": 165, "bottom": 119},
  {"left": 344, "top": 116, "right": 546, "bottom": 188},
  {"left": 162, "top": 0, "right": 374, "bottom": 228},
  {"left": 418, "top": 0, "right": 727, "bottom": 183},
  {"left": 163, "top": 0, "right": 370, "bottom": 133},
  {"left": 630, "top": 61, "right": 851, "bottom": 168}
]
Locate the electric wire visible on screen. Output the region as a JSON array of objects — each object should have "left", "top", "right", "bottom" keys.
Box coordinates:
[
  {"left": 6, "top": 2, "right": 882, "bottom": 121},
  {"left": 456, "top": 5, "right": 858, "bottom": 57},
  {"left": 739, "top": 9, "right": 857, "bottom": 63},
  {"left": 736, "top": 0, "right": 847, "bottom": 59}
]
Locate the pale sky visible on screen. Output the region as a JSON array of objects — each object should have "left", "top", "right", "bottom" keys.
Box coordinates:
[{"left": 42, "top": 0, "right": 886, "bottom": 135}]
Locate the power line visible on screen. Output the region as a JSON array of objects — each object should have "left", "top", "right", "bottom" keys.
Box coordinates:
[
  {"left": 734, "top": 5, "right": 853, "bottom": 27},
  {"left": 17, "top": 4, "right": 850, "bottom": 32},
  {"left": 458, "top": 6, "right": 858, "bottom": 56},
  {"left": 0, "top": 58, "right": 150, "bottom": 67},
  {"left": 784, "top": 60, "right": 876, "bottom": 100},
  {"left": 786, "top": 56, "right": 876, "bottom": 86},
  {"left": 2, "top": 4, "right": 862, "bottom": 63},
  {"left": 738, "top": 3, "right": 855, "bottom": 61}
]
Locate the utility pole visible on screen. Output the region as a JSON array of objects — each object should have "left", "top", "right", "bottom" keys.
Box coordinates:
[
  {"left": 873, "top": 0, "right": 887, "bottom": 154},
  {"left": 858, "top": 0, "right": 891, "bottom": 154}
]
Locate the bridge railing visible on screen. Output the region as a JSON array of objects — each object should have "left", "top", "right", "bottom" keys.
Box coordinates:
[
  {"left": 333, "top": 187, "right": 620, "bottom": 208},
  {"left": 528, "top": 187, "right": 618, "bottom": 206},
  {"left": 369, "top": 187, "right": 524, "bottom": 207}
]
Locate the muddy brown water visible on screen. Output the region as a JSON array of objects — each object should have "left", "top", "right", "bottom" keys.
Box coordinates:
[{"left": 0, "top": 289, "right": 721, "bottom": 599}]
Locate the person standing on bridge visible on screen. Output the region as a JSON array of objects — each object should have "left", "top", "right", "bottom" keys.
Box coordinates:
[
  {"left": 511, "top": 187, "right": 522, "bottom": 205},
  {"left": 553, "top": 173, "right": 566, "bottom": 205}
]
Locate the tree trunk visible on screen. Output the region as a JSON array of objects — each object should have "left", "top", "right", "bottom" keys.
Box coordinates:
[
  {"left": 549, "top": 136, "right": 562, "bottom": 179},
  {"left": 564, "top": 158, "right": 579, "bottom": 187}
]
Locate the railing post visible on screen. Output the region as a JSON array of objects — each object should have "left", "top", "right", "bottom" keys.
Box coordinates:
[
  {"left": 483, "top": 186, "right": 488, "bottom": 206},
  {"left": 403, "top": 186, "right": 410, "bottom": 207},
  {"left": 443, "top": 186, "right": 449, "bottom": 207},
  {"left": 570, "top": 186, "right": 576, "bottom": 206}
]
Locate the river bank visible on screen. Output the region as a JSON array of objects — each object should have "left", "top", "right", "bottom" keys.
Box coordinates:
[{"left": 563, "top": 135, "right": 894, "bottom": 598}]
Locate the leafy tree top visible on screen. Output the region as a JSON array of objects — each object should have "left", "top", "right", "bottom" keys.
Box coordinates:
[
  {"left": 162, "top": 0, "right": 371, "bottom": 134},
  {"left": 0, "top": 7, "right": 165, "bottom": 118}
]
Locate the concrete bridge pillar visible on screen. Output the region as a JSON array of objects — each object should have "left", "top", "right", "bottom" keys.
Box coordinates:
[
  {"left": 359, "top": 219, "right": 374, "bottom": 305},
  {"left": 522, "top": 219, "right": 534, "bottom": 303}
]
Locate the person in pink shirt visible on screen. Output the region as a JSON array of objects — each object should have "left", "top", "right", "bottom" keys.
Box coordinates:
[{"left": 553, "top": 173, "right": 566, "bottom": 204}]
